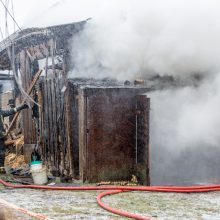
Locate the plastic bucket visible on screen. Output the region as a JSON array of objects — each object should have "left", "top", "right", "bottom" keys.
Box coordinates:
[
  {"left": 31, "top": 166, "right": 48, "bottom": 185},
  {"left": 30, "top": 161, "right": 42, "bottom": 171}
]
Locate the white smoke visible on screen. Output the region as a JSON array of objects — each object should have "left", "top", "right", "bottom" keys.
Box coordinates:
[
  {"left": 14, "top": 0, "right": 220, "bottom": 80},
  {"left": 151, "top": 75, "right": 220, "bottom": 152},
  {"left": 69, "top": 0, "right": 220, "bottom": 81},
  {"left": 150, "top": 75, "right": 220, "bottom": 184},
  {"left": 18, "top": 0, "right": 220, "bottom": 184},
  {"left": 69, "top": 0, "right": 220, "bottom": 184}
]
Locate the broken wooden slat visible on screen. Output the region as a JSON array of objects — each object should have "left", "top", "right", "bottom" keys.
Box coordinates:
[{"left": 5, "top": 69, "right": 43, "bottom": 136}]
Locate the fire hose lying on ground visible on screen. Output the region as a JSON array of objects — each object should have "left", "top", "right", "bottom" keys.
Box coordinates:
[{"left": 1, "top": 179, "right": 220, "bottom": 220}]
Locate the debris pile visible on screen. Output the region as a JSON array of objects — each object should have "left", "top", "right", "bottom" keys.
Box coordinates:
[
  {"left": 4, "top": 153, "right": 28, "bottom": 170},
  {"left": 97, "top": 175, "right": 139, "bottom": 186}
]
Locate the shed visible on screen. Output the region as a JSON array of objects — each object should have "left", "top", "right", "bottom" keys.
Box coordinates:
[
  {"left": 66, "top": 79, "right": 150, "bottom": 184},
  {"left": 39, "top": 77, "right": 150, "bottom": 184},
  {"left": 0, "top": 21, "right": 151, "bottom": 184}
]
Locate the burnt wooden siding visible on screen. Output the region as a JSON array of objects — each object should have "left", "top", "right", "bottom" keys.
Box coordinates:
[
  {"left": 84, "top": 88, "right": 138, "bottom": 182},
  {"left": 68, "top": 85, "right": 150, "bottom": 184},
  {"left": 137, "top": 95, "right": 150, "bottom": 185},
  {"left": 0, "top": 18, "right": 150, "bottom": 183},
  {"left": 38, "top": 81, "right": 150, "bottom": 185},
  {"left": 19, "top": 50, "right": 36, "bottom": 144},
  {"left": 0, "top": 21, "right": 86, "bottom": 147},
  {"left": 39, "top": 76, "right": 74, "bottom": 177}
]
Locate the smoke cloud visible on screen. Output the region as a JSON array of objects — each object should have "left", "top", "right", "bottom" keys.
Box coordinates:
[
  {"left": 150, "top": 75, "right": 220, "bottom": 184},
  {"left": 69, "top": 0, "right": 220, "bottom": 81},
  {"left": 20, "top": 0, "right": 220, "bottom": 80},
  {"left": 68, "top": 0, "right": 220, "bottom": 184},
  {"left": 21, "top": 0, "right": 220, "bottom": 184}
]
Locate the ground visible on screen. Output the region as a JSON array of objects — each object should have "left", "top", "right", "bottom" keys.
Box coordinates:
[{"left": 1, "top": 179, "right": 220, "bottom": 220}]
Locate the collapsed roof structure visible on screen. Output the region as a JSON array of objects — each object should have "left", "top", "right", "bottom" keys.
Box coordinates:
[
  {"left": 0, "top": 21, "right": 86, "bottom": 70},
  {"left": 0, "top": 21, "right": 150, "bottom": 184}
]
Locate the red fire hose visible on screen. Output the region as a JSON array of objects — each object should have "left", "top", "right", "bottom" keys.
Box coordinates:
[
  {"left": 1, "top": 179, "right": 220, "bottom": 219},
  {"left": 96, "top": 190, "right": 152, "bottom": 220}
]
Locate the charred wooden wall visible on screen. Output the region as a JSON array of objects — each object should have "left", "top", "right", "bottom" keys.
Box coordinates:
[
  {"left": 0, "top": 21, "right": 86, "bottom": 147},
  {"left": 38, "top": 75, "right": 74, "bottom": 177},
  {"left": 19, "top": 50, "right": 37, "bottom": 144},
  {"left": 67, "top": 83, "right": 150, "bottom": 184},
  {"left": 38, "top": 80, "right": 150, "bottom": 184},
  {"left": 0, "top": 22, "right": 151, "bottom": 184}
]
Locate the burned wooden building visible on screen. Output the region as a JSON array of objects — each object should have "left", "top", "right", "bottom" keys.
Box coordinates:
[{"left": 0, "top": 21, "right": 150, "bottom": 184}]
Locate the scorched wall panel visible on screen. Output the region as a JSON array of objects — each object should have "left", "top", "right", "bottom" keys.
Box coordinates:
[{"left": 70, "top": 85, "right": 150, "bottom": 184}]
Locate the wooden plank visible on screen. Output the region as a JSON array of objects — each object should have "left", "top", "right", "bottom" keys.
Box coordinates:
[
  {"left": 38, "top": 80, "right": 44, "bottom": 157},
  {"left": 5, "top": 69, "right": 43, "bottom": 136},
  {"left": 53, "top": 78, "right": 59, "bottom": 169},
  {"left": 52, "top": 77, "right": 58, "bottom": 169},
  {"left": 137, "top": 95, "right": 150, "bottom": 185},
  {"left": 84, "top": 88, "right": 136, "bottom": 182},
  {"left": 66, "top": 83, "right": 77, "bottom": 177},
  {"left": 62, "top": 90, "right": 68, "bottom": 175},
  {"left": 25, "top": 52, "right": 34, "bottom": 143},
  {"left": 56, "top": 80, "right": 61, "bottom": 172},
  {"left": 61, "top": 81, "right": 66, "bottom": 174},
  {"left": 48, "top": 79, "right": 54, "bottom": 166},
  {"left": 44, "top": 78, "right": 51, "bottom": 166},
  {"left": 78, "top": 89, "right": 86, "bottom": 181}
]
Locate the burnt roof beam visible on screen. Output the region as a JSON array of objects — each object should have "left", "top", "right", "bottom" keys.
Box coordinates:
[{"left": 0, "top": 20, "right": 88, "bottom": 70}]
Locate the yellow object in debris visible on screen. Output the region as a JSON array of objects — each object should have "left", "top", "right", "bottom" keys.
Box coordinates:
[
  {"left": 131, "top": 174, "right": 138, "bottom": 183},
  {"left": 0, "top": 167, "right": 6, "bottom": 173},
  {"left": 4, "top": 153, "right": 28, "bottom": 170},
  {"left": 15, "top": 136, "right": 24, "bottom": 153}
]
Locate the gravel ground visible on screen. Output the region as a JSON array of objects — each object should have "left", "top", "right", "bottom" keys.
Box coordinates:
[
  {"left": 0, "top": 203, "right": 33, "bottom": 220},
  {"left": 1, "top": 182, "right": 220, "bottom": 220}
]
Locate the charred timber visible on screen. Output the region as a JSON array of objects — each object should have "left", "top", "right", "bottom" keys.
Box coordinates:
[{"left": 0, "top": 20, "right": 88, "bottom": 70}]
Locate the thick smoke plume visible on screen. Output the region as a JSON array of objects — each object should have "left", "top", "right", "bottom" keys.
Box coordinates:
[
  {"left": 23, "top": 0, "right": 220, "bottom": 81},
  {"left": 70, "top": 0, "right": 220, "bottom": 81},
  {"left": 69, "top": 0, "right": 220, "bottom": 185},
  {"left": 150, "top": 76, "right": 220, "bottom": 184},
  {"left": 22, "top": 0, "right": 220, "bottom": 184}
]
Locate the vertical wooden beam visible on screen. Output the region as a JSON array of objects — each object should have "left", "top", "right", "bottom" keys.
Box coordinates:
[
  {"left": 78, "top": 89, "right": 86, "bottom": 181},
  {"left": 56, "top": 78, "right": 63, "bottom": 174},
  {"left": 136, "top": 94, "right": 150, "bottom": 185},
  {"left": 66, "top": 83, "right": 74, "bottom": 177},
  {"left": 38, "top": 80, "right": 44, "bottom": 156},
  {"left": 19, "top": 50, "right": 33, "bottom": 144}
]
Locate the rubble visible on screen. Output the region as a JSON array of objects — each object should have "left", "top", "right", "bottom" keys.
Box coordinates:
[
  {"left": 0, "top": 22, "right": 150, "bottom": 185},
  {"left": 4, "top": 153, "right": 28, "bottom": 170}
]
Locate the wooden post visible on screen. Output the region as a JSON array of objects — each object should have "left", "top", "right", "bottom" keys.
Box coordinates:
[
  {"left": 136, "top": 94, "right": 150, "bottom": 185},
  {"left": 78, "top": 89, "right": 86, "bottom": 181}
]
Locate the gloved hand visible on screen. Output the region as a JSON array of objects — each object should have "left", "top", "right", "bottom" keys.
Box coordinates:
[
  {"left": 22, "top": 103, "right": 29, "bottom": 109},
  {"left": 15, "top": 103, "right": 29, "bottom": 112}
]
